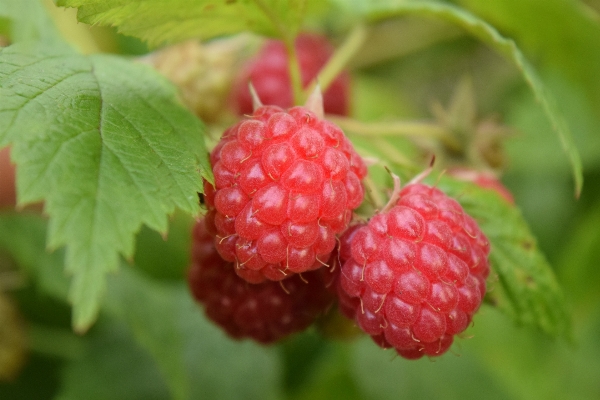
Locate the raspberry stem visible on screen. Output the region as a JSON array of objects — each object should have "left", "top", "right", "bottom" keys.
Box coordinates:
[
  {"left": 305, "top": 24, "right": 368, "bottom": 95},
  {"left": 284, "top": 37, "right": 305, "bottom": 105},
  {"left": 327, "top": 117, "right": 461, "bottom": 151},
  {"left": 250, "top": 0, "right": 304, "bottom": 104}
]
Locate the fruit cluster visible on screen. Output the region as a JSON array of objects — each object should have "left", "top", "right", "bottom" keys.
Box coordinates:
[{"left": 187, "top": 33, "right": 491, "bottom": 359}]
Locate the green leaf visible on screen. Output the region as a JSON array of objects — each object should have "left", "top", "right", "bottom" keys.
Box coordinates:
[
  {"left": 432, "top": 176, "right": 571, "bottom": 339},
  {"left": 0, "top": 0, "right": 65, "bottom": 46},
  {"left": 56, "top": 320, "right": 172, "bottom": 400},
  {"left": 104, "top": 268, "right": 282, "bottom": 400},
  {"left": 456, "top": 0, "right": 600, "bottom": 113},
  {"left": 0, "top": 44, "right": 211, "bottom": 331},
  {"left": 0, "top": 213, "right": 69, "bottom": 301},
  {"left": 361, "top": 0, "right": 583, "bottom": 196},
  {"left": 557, "top": 201, "right": 600, "bottom": 318},
  {"left": 56, "top": 0, "right": 311, "bottom": 46},
  {"left": 350, "top": 336, "right": 512, "bottom": 400}
]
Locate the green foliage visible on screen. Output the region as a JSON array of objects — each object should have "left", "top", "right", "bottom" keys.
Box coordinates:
[
  {"left": 104, "top": 269, "right": 282, "bottom": 400},
  {"left": 433, "top": 177, "right": 570, "bottom": 338},
  {"left": 360, "top": 0, "right": 583, "bottom": 195},
  {"left": 456, "top": 0, "right": 600, "bottom": 109},
  {"left": 0, "top": 42, "right": 211, "bottom": 331},
  {"left": 0, "top": 0, "right": 64, "bottom": 45},
  {"left": 57, "top": 0, "right": 312, "bottom": 46},
  {"left": 2, "top": 0, "right": 599, "bottom": 399}
]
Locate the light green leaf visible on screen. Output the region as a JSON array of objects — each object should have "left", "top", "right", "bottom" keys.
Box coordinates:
[
  {"left": 56, "top": 0, "right": 311, "bottom": 46},
  {"left": 362, "top": 0, "right": 583, "bottom": 196},
  {"left": 0, "top": 44, "right": 211, "bottom": 331},
  {"left": 432, "top": 176, "right": 571, "bottom": 339},
  {"left": 0, "top": 0, "right": 65, "bottom": 46},
  {"left": 0, "top": 213, "right": 69, "bottom": 301},
  {"left": 104, "top": 268, "right": 282, "bottom": 400}
]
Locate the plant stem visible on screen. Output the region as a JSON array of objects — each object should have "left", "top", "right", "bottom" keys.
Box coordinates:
[
  {"left": 328, "top": 116, "right": 461, "bottom": 151},
  {"left": 251, "top": 0, "right": 304, "bottom": 104},
  {"left": 305, "top": 24, "right": 368, "bottom": 95},
  {"left": 284, "top": 37, "right": 305, "bottom": 105}
]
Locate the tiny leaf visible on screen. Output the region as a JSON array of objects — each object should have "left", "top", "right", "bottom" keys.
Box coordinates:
[
  {"left": 0, "top": 44, "right": 211, "bottom": 331},
  {"left": 57, "top": 0, "right": 311, "bottom": 46}
]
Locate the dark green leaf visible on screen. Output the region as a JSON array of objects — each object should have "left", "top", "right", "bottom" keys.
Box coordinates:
[
  {"left": 0, "top": 213, "right": 69, "bottom": 301},
  {"left": 0, "top": 44, "right": 211, "bottom": 331},
  {"left": 56, "top": 320, "right": 172, "bottom": 400},
  {"left": 104, "top": 268, "right": 282, "bottom": 400},
  {"left": 57, "top": 0, "right": 312, "bottom": 46},
  {"left": 432, "top": 176, "right": 571, "bottom": 338},
  {"left": 350, "top": 336, "right": 512, "bottom": 400}
]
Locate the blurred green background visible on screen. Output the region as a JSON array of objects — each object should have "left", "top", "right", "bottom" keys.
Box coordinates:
[{"left": 2, "top": 0, "right": 600, "bottom": 399}]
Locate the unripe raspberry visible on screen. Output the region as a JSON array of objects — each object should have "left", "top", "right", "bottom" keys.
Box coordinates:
[
  {"left": 205, "top": 104, "right": 367, "bottom": 282},
  {"left": 231, "top": 33, "right": 351, "bottom": 116},
  {"left": 339, "top": 182, "right": 490, "bottom": 359},
  {"left": 145, "top": 37, "right": 249, "bottom": 123},
  {"left": 188, "top": 217, "right": 335, "bottom": 344}
]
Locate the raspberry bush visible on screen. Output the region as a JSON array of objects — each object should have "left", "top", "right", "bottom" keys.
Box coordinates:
[{"left": 1, "top": 0, "right": 597, "bottom": 399}]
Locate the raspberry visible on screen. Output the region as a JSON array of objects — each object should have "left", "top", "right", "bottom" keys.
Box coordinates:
[
  {"left": 205, "top": 102, "right": 367, "bottom": 282},
  {"left": 231, "top": 33, "right": 351, "bottom": 116},
  {"left": 448, "top": 167, "right": 514, "bottom": 205},
  {"left": 188, "top": 217, "right": 335, "bottom": 344},
  {"left": 146, "top": 37, "right": 247, "bottom": 123},
  {"left": 338, "top": 180, "right": 490, "bottom": 359},
  {"left": 0, "top": 147, "right": 16, "bottom": 209}
]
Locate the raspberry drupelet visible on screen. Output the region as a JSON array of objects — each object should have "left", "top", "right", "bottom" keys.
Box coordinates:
[
  {"left": 338, "top": 175, "right": 490, "bottom": 359},
  {"left": 204, "top": 96, "right": 367, "bottom": 283}
]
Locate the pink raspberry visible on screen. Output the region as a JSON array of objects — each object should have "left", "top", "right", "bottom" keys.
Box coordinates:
[
  {"left": 231, "top": 33, "right": 351, "bottom": 116},
  {"left": 187, "top": 217, "right": 335, "bottom": 344},
  {"left": 205, "top": 104, "right": 366, "bottom": 282},
  {"left": 448, "top": 167, "right": 515, "bottom": 205},
  {"left": 338, "top": 182, "right": 490, "bottom": 359}
]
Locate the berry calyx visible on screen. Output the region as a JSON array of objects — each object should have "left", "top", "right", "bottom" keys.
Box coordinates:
[
  {"left": 205, "top": 101, "right": 367, "bottom": 282},
  {"left": 338, "top": 176, "right": 490, "bottom": 359},
  {"left": 188, "top": 217, "right": 335, "bottom": 344},
  {"left": 231, "top": 33, "right": 351, "bottom": 116}
]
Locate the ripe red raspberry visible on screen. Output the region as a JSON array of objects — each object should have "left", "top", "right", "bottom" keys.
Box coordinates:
[
  {"left": 231, "top": 33, "right": 351, "bottom": 116},
  {"left": 205, "top": 103, "right": 367, "bottom": 282},
  {"left": 188, "top": 217, "right": 335, "bottom": 344},
  {"left": 338, "top": 180, "right": 490, "bottom": 359}
]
